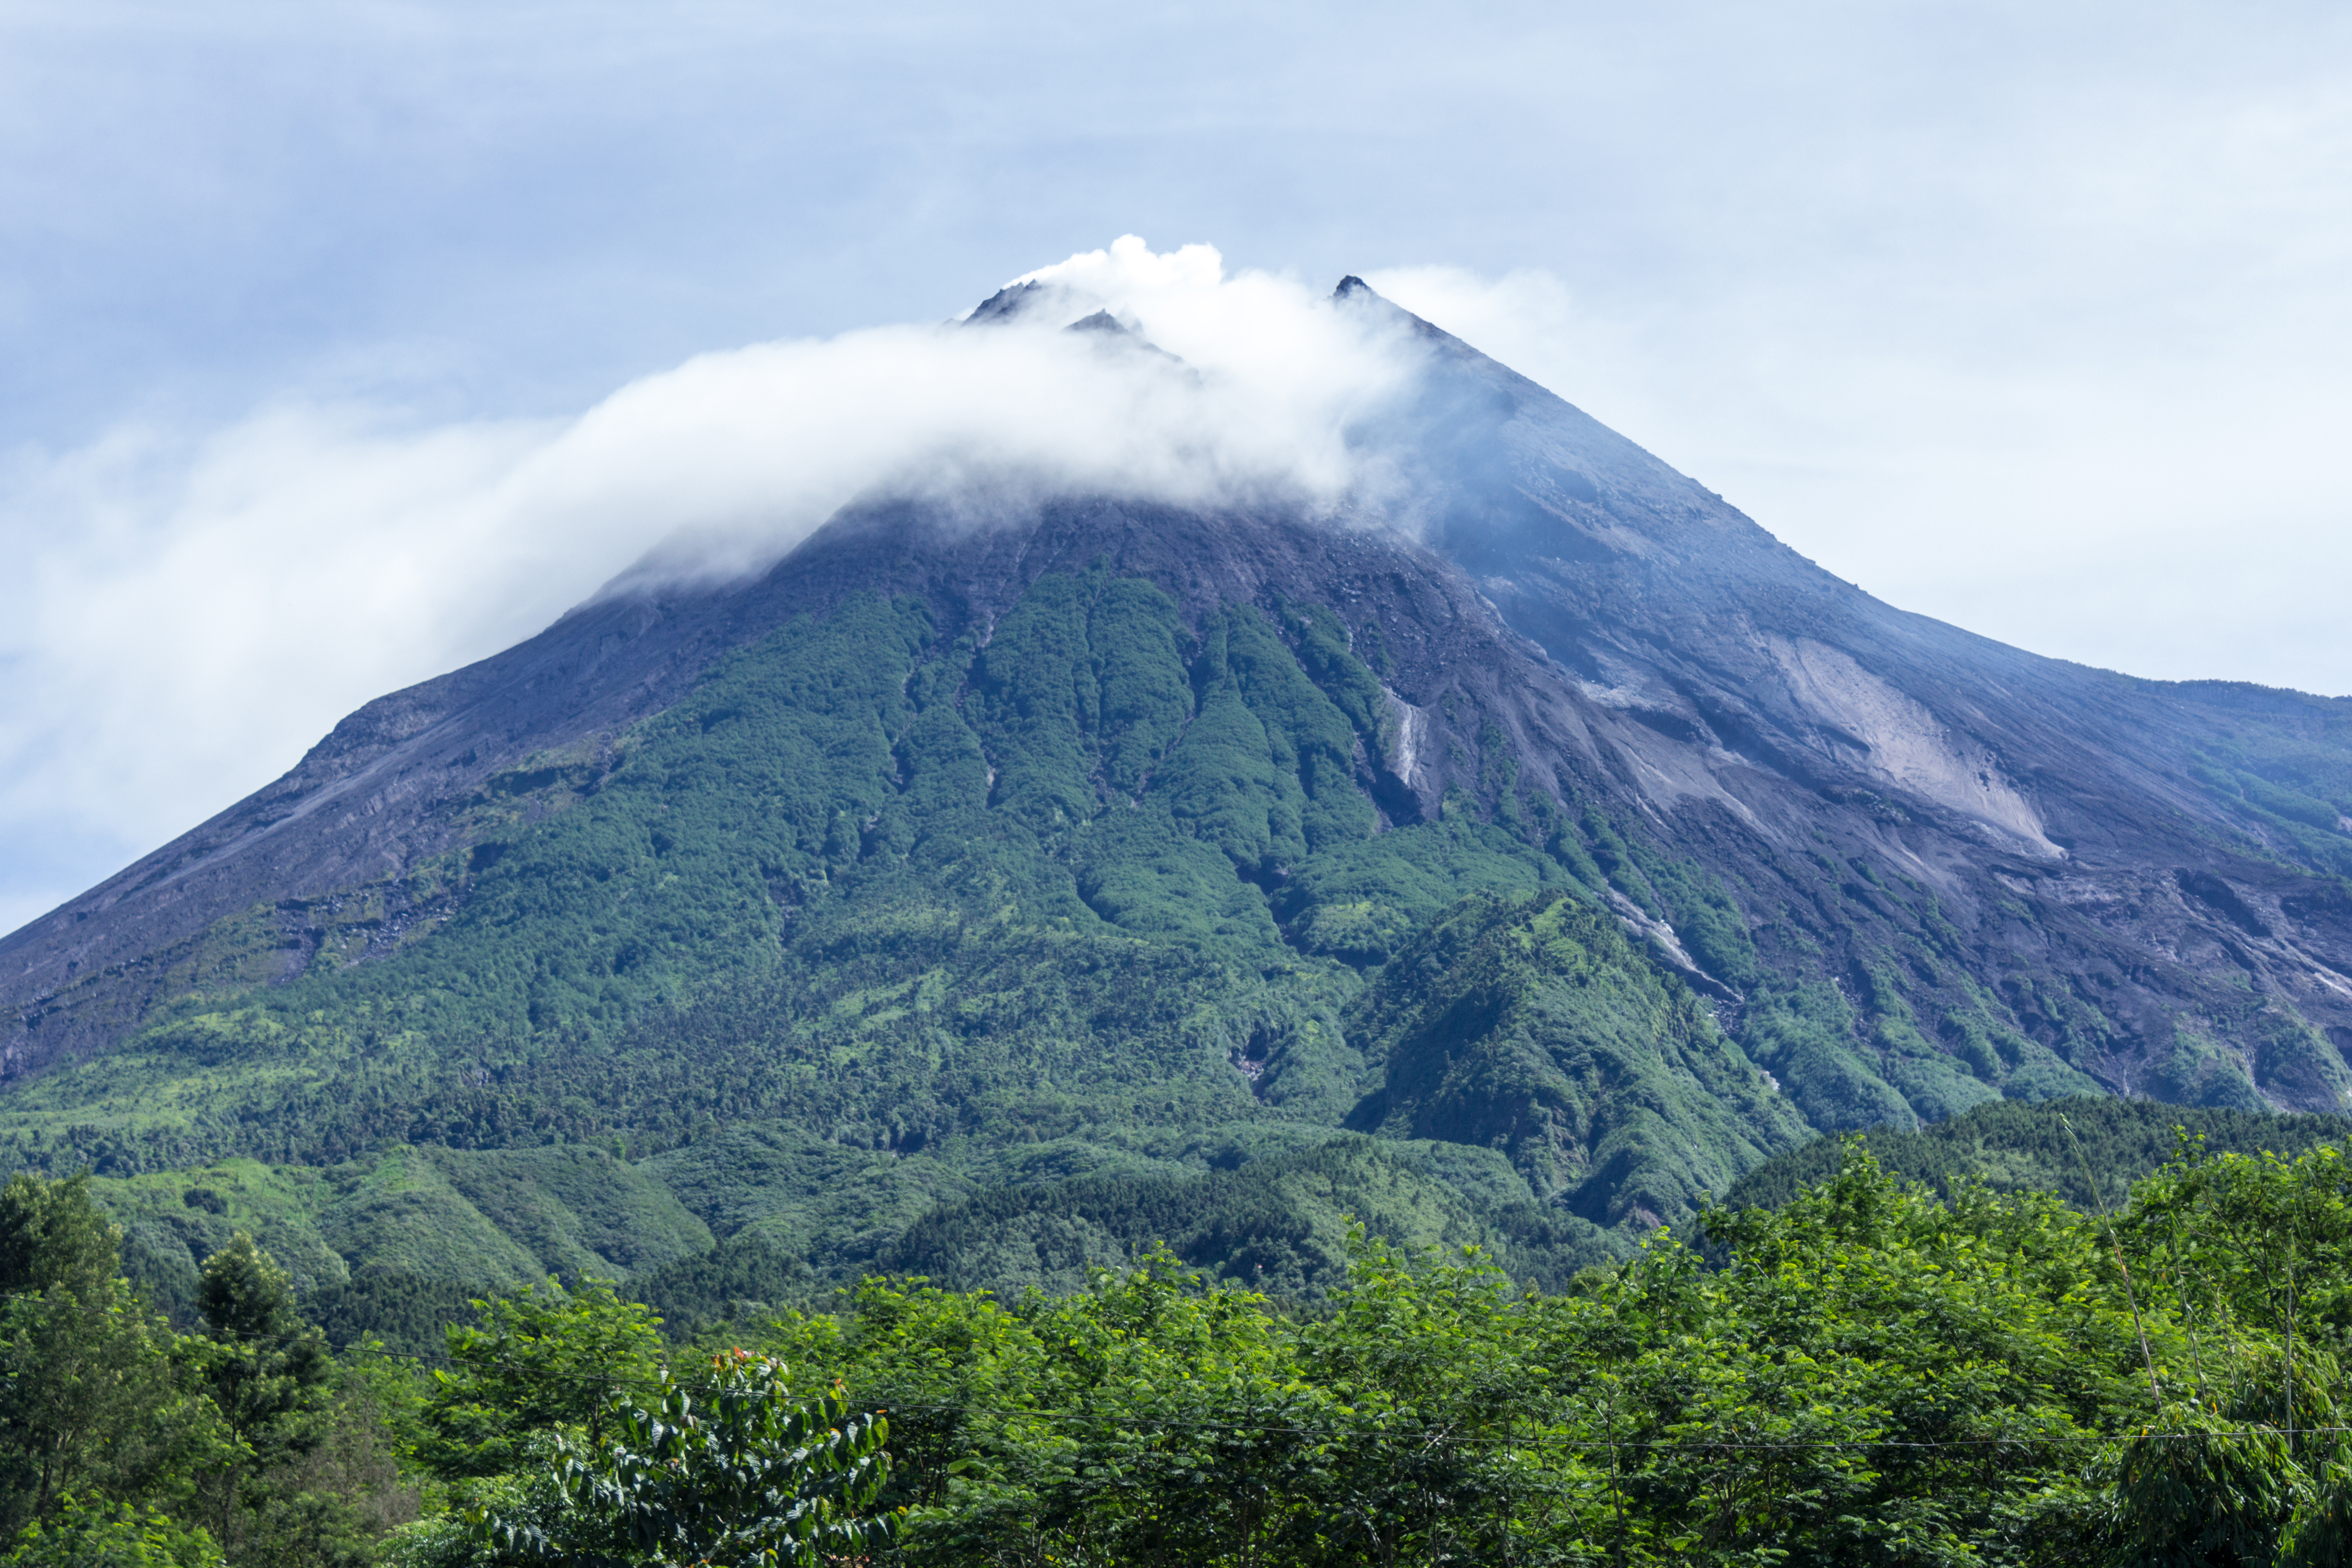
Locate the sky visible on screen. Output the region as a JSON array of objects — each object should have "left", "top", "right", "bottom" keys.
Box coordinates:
[{"left": 2, "top": 0, "right": 2349, "bottom": 936}]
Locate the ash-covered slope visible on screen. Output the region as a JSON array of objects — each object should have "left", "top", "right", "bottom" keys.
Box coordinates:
[{"left": 3, "top": 278, "right": 2350, "bottom": 1306}]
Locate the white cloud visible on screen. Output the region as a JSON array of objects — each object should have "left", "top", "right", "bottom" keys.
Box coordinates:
[
  {"left": 0, "top": 238, "right": 1427, "bottom": 934},
  {"left": 0, "top": 406, "right": 559, "bottom": 933}
]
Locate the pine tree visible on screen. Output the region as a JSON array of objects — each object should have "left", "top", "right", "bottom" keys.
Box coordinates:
[{"left": 188, "top": 1235, "right": 339, "bottom": 1561}]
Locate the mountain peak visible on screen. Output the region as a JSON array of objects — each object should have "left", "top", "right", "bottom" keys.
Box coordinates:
[
  {"left": 6, "top": 261, "right": 2352, "bottom": 1312},
  {"left": 963, "top": 279, "right": 1045, "bottom": 325}
]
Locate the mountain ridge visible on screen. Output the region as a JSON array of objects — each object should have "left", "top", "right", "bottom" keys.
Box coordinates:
[{"left": 6, "top": 276, "right": 2352, "bottom": 1307}]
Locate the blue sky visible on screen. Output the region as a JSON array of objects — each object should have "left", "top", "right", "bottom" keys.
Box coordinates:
[{"left": 3, "top": 0, "right": 2350, "bottom": 934}]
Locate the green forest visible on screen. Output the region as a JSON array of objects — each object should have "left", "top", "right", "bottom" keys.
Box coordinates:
[
  {"left": 13, "top": 1118, "right": 2352, "bottom": 1565},
  {"left": 10, "top": 564, "right": 2352, "bottom": 1560},
  {"left": 0, "top": 567, "right": 2185, "bottom": 1331}
]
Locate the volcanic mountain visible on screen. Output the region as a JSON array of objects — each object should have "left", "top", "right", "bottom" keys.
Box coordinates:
[{"left": 4, "top": 277, "right": 2349, "bottom": 1319}]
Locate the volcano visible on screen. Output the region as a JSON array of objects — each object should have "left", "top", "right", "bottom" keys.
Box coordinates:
[{"left": 4, "top": 275, "right": 2349, "bottom": 1315}]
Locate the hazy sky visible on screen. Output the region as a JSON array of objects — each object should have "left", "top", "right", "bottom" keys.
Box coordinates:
[{"left": 3, "top": 0, "right": 2350, "bottom": 936}]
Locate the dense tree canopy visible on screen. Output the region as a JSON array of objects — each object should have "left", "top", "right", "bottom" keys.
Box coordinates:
[{"left": 14, "top": 1126, "right": 2352, "bottom": 1564}]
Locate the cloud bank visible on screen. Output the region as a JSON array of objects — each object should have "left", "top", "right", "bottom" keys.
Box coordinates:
[{"left": 0, "top": 238, "right": 1427, "bottom": 933}]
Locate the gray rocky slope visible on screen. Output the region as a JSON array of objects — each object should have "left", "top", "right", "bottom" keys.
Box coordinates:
[{"left": 6, "top": 280, "right": 2351, "bottom": 1126}]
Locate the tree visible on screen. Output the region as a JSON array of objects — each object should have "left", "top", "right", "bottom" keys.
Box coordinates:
[
  {"left": 187, "top": 1234, "right": 353, "bottom": 1567},
  {"left": 2, "top": 1495, "right": 225, "bottom": 1568},
  {"left": 0, "top": 1176, "right": 118, "bottom": 1301},
  {"left": 194, "top": 1235, "right": 336, "bottom": 1467},
  {"left": 2110, "top": 1140, "right": 2352, "bottom": 1563},
  {"left": 0, "top": 1176, "right": 203, "bottom": 1537},
  {"left": 473, "top": 1350, "right": 894, "bottom": 1567},
  {"left": 420, "top": 1280, "right": 665, "bottom": 1479}
]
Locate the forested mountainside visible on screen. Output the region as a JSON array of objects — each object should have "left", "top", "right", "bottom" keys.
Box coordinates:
[{"left": 3, "top": 280, "right": 2352, "bottom": 1317}]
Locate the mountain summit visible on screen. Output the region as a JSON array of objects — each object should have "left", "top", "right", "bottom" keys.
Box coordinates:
[{"left": 4, "top": 276, "right": 2349, "bottom": 1309}]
